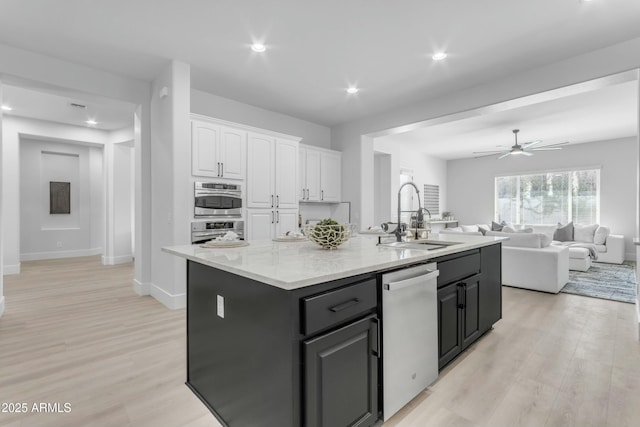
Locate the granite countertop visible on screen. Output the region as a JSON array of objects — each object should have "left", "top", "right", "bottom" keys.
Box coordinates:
[{"left": 162, "top": 233, "right": 505, "bottom": 290}]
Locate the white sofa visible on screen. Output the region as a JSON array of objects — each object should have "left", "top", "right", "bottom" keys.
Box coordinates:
[
  {"left": 524, "top": 224, "right": 625, "bottom": 265},
  {"left": 485, "top": 231, "right": 569, "bottom": 293}
]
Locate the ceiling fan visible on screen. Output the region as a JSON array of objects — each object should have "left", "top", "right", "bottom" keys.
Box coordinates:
[{"left": 473, "top": 129, "right": 568, "bottom": 159}]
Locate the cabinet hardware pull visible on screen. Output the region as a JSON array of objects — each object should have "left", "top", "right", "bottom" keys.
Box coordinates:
[
  {"left": 217, "top": 162, "right": 221, "bottom": 177},
  {"left": 271, "top": 195, "right": 274, "bottom": 208},
  {"left": 371, "top": 318, "right": 380, "bottom": 358},
  {"left": 221, "top": 162, "right": 223, "bottom": 177},
  {"left": 271, "top": 211, "right": 274, "bottom": 224},
  {"left": 321, "top": 189, "right": 324, "bottom": 200},
  {"left": 276, "top": 195, "right": 279, "bottom": 208},
  {"left": 329, "top": 298, "right": 360, "bottom": 312},
  {"left": 276, "top": 210, "right": 279, "bottom": 223},
  {"left": 306, "top": 188, "right": 309, "bottom": 200}
]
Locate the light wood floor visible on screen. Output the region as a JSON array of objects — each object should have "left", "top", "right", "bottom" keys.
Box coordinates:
[{"left": 1, "top": 257, "right": 639, "bottom": 427}]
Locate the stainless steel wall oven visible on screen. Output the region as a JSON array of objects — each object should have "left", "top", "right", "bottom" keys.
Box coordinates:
[{"left": 194, "top": 181, "right": 242, "bottom": 217}]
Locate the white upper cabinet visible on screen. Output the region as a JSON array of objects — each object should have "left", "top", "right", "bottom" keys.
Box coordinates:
[
  {"left": 247, "top": 133, "right": 298, "bottom": 209},
  {"left": 191, "top": 120, "right": 221, "bottom": 177},
  {"left": 247, "top": 133, "right": 275, "bottom": 208},
  {"left": 191, "top": 119, "right": 246, "bottom": 180},
  {"left": 299, "top": 144, "right": 342, "bottom": 203},
  {"left": 299, "top": 147, "right": 321, "bottom": 201},
  {"left": 275, "top": 138, "right": 299, "bottom": 209},
  {"left": 218, "top": 126, "right": 246, "bottom": 180},
  {"left": 320, "top": 151, "right": 341, "bottom": 202}
]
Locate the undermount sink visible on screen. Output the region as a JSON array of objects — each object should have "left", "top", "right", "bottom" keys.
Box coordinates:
[{"left": 379, "top": 240, "right": 463, "bottom": 251}]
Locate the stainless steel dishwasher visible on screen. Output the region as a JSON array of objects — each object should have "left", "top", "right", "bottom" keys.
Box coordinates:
[{"left": 382, "top": 262, "right": 439, "bottom": 421}]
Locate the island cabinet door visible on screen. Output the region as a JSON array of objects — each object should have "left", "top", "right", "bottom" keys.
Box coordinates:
[
  {"left": 303, "top": 314, "right": 379, "bottom": 427},
  {"left": 437, "top": 282, "right": 462, "bottom": 369},
  {"left": 460, "top": 279, "right": 481, "bottom": 350}
]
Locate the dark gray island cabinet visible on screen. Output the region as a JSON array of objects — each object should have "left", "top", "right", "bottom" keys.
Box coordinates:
[{"left": 167, "top": 237, "right": 503, "bottom": 427}]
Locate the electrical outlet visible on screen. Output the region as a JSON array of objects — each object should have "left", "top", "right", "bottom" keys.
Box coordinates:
[
  {"left": 56, "top": 241, "right": 63, "bottom": 248},
  {"left": 217, "top": 295, "right": 224, "bottom": 318}
]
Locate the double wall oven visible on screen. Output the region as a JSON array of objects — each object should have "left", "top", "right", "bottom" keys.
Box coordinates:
[{"left": 192, "top": 181, "right": 244, "bottom": 243}]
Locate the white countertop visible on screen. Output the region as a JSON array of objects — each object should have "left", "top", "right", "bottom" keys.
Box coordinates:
[{"left": 162, "top": 234, "right": 505, "bottom": 290}]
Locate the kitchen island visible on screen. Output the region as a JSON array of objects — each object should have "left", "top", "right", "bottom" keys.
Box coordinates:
[{"left": 163, "top": 234, "right": 505, "bottom": 427}]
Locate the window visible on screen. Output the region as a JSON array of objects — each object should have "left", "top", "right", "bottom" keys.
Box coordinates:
[{"left": 495, "top": 168, "right": 600, "bottom": 225}]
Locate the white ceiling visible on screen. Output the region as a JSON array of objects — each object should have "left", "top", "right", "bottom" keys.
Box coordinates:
[
  {"left": 379, "top": 78, "right": 639, "bottom": 160},
  {"left": 1, "top": 0, "right": 640, "bottom": 127},
  {"left": 1, "top": 85, "right": 135, "bottom": 131}
]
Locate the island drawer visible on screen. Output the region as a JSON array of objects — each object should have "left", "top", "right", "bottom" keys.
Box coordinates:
[
  {"left": 437, "top": 251, "right": 480, "bottom": 286},
  {"left": 301, "top": 279, "right": 377, "bottom": 335}
]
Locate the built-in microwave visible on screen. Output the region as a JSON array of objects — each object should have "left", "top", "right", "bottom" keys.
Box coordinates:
[{"left": 194, "top": 181, "right": 242, "bottom": 217}]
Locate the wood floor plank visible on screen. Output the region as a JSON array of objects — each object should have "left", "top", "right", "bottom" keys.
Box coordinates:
[{"left": 1, "top": 256, "right": 639, "bottom": 427}]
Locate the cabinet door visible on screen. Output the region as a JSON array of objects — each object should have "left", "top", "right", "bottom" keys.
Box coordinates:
[
  {"left": 275, "top": 209, "right": 299, "bottom": 236},
  {"left": 246, "top": 209, "right": 274, "bottom": 241},
  {"left": 437, "top": 282, "right": 462, "bottom": 369},
  {"left": 191, "top": 120, "right": 220, "bottom": 177},
  {"left": 304, "top": 315, "right": 378, "bottom": 427},
  {"left": 461, "top": 279, "right": 481, "bottom": 350},
  {"left": 305, "top": 148, "right": 321, "bottom": 201},
  {"left": 299, "top": 147, "right": 307, "bottom": 200},
  {"left": 247, "top": 133, "right": 274, "bottom": 208},
  {"left": 320, "top": 151, "right": 341, "bottom": 202},
  {"left": 274, "top": 138, "right": 299, "bottom": 209},
  {"left": 479, "top": 244, "right": 502, "bottom": 334},
  {"left": 219, "top": 126, "right": 246, "bottom": 180}
]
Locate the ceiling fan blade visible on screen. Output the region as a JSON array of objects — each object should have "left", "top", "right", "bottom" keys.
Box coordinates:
[
  {"left": 538, "top": 141, "right": 569, "bottom": 148},
  {"left": 522, "top": 151, "right": 534, "bottom": 156},
  {"left": 497, "top": 152, "right": 511, "bottom": 159},
  {"left": 531, "top": 147, "right": 563, "bottom": 151},
  {"left": 522, "top": 140, "right": 543, "bottom": 148},
  {"left": 473, "top": 152, "right": 502, "bottom": 158},
  {"left": 472, "top": 150, "right": 508, "bottom": 154}
]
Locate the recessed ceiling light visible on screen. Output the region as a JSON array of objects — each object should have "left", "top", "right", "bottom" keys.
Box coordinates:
[
  {"left": 251, "top": 43, "right": 266, "bottom": 53},
  {"left": 1, "top": 105, "right": 13, "bottom": 111},
  {"left": 432, "top": 52, "right": 448, "bottom": 61},
  {"left": 85, "top": 119, "right": 97, "bottom": 126},
  {"left": 346, "top": 87, "right": 359, "bottom": 94}
]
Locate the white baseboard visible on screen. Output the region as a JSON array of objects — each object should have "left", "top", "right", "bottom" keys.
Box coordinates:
[
  {"left": 3, "top": 263, "right": 20, "bottom": 275},
  {"left": 0, "top": 295, "right": 5, "bottom": 318},
  {"left": 102, "top": 254, "right": 133, "bottom": 265},
  {"left": 149, "top": 283, "right": 186, "bottom": 310},
  {"left": 133, "top": 279, "right": 151, "bottom": 296},
  {"left": 21, "top": 248, "right": 102, "bottom": 261}
]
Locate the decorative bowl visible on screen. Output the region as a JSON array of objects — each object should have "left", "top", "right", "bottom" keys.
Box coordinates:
[{"left": 302, "top": 222, "right": 354, "bottom": 250}]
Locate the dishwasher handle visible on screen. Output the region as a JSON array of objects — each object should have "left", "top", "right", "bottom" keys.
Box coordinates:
[{"left": 384, "top": 269, "right": 439, "bottom": 291}]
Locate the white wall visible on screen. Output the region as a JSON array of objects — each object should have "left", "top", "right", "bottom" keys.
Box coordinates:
[
  {"left": 373, "top": 152, "right": 391, "bottom": 226},
  {"left": 19, "top": 138, "right": 103, "bottom": 260},
  {"left": 331, "top": 36, "right": 640, "bottom": 233},
  {"left": 448, "top": 137, "right": 637, "bottom": 259},
  {"left": 191, "top": 89, "right": 331, "bottom": 149},
  {"left": 0, "top": 82, "right": 4, "bottom": 317},
  {"left": 373, "top": 139, "right": 448, "bottom": 225},
  {"left": 3, "top": 116, "right": 109, "bottom": 270},
  {"left": 149, "top": 61, "right": 191, "bottom": 309},
  {"left": 0, "top": 43, "right": 152, "bottom": 315}
]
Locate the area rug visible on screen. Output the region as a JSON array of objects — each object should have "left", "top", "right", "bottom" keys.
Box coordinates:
[{"left": 560, "top": 261, "right": 637, "bottom": 303}]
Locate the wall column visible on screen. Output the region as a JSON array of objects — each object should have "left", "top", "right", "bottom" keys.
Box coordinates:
[{"left": 0, "top": 80, "right": 5, "bottom": 317}]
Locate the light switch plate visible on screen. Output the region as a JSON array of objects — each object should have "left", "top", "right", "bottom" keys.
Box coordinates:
[{"left": 217, "top": 295, "right": 224, "bottom": 318}]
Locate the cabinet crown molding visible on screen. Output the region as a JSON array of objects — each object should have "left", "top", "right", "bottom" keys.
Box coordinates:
[{"left": 190, "top": 113, "right": 302, "bottom": 143}]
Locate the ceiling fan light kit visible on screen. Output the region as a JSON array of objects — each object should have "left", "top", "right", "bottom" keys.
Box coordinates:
[{"left": 473, "top": 129, "right": 568, "bottom": 159}]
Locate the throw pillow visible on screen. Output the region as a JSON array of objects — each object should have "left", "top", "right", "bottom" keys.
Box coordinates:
[
  {"left": 461, "top": 225, "right": 479, "bottom": 232},
  {"left": 502, "top": 225, "right": 517, "bottom": 233},
  {"left": 477, "top": 224, "right": 490, "bottom": 235},
  {"left": 594, "top": 226, "right": 610, "bottom": 245},
  {"left": 519, "top": 227, "right": 534, "bottom": 233},
  {"left": 574, "top": 223, "right": 599, "bottom": 243},
  {"left": 553, "top": 222, "right": 574, "bottom": 242},
  {"left": 491, "top": 221, "right": 504, "bottom": 231}
]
